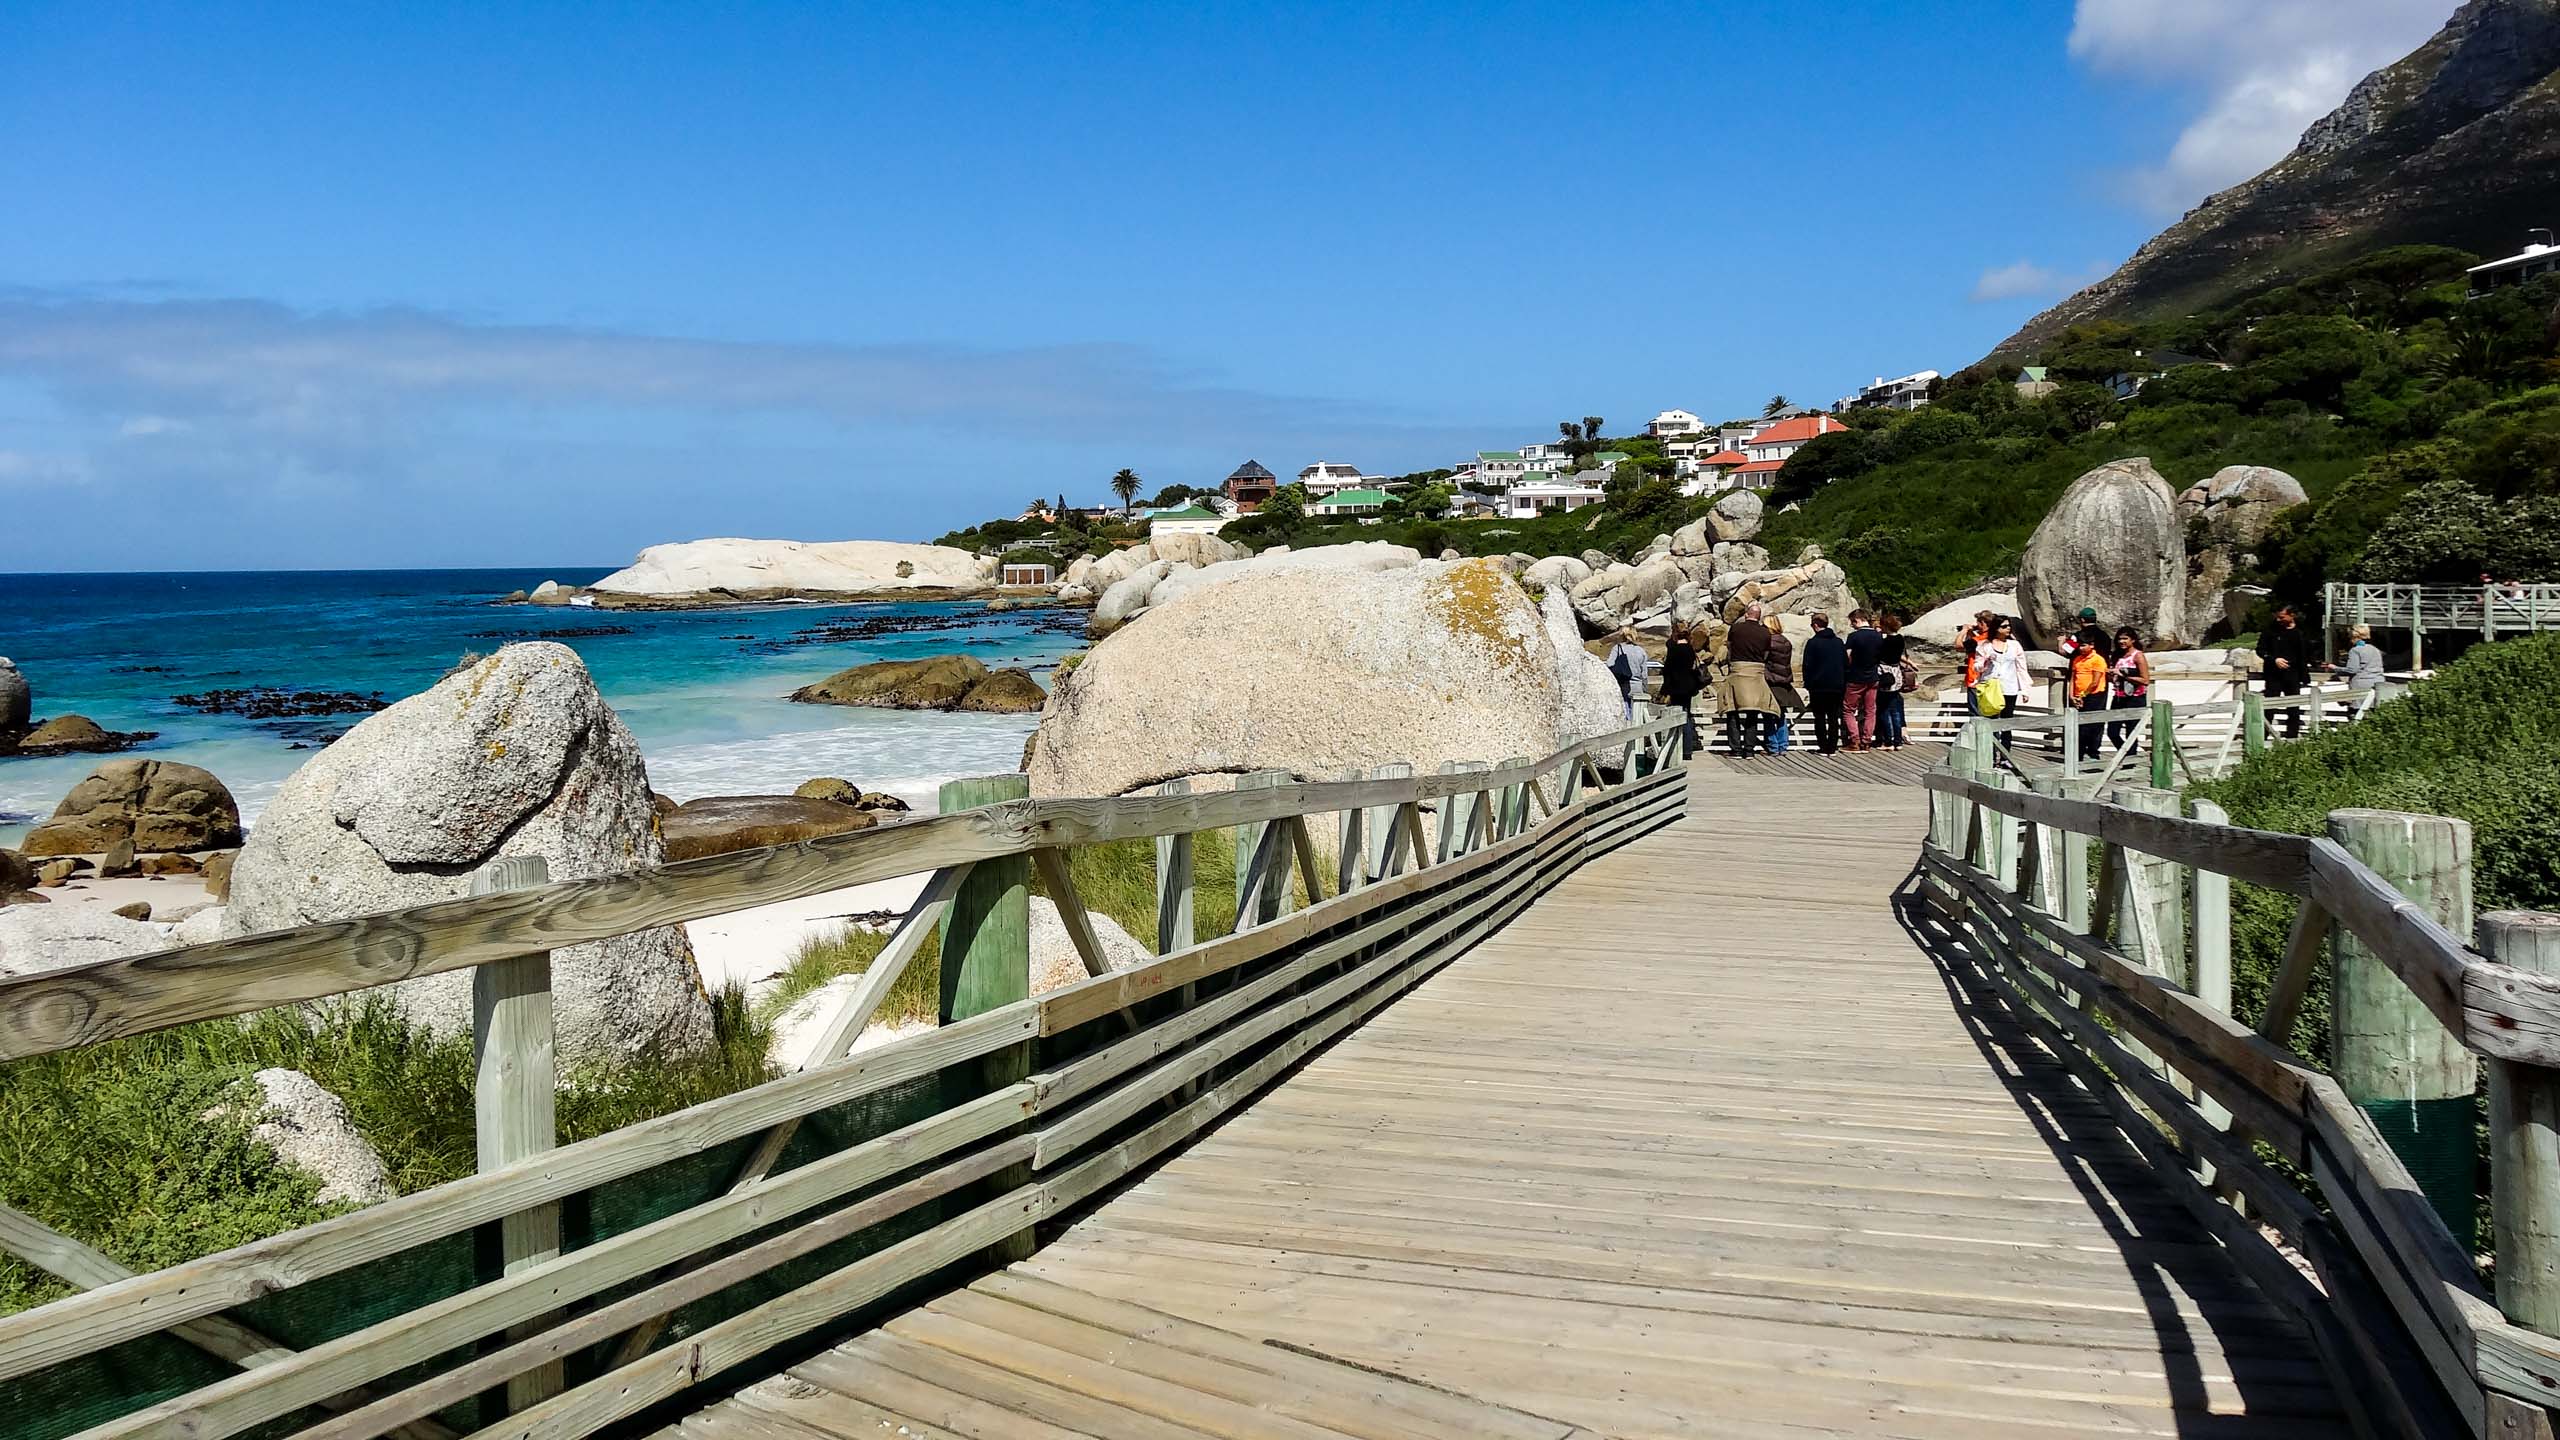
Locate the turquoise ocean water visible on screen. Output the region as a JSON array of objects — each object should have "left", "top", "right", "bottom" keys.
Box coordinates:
[{"left": 0, "top": 570, "right": 1080, "bottom": 845}]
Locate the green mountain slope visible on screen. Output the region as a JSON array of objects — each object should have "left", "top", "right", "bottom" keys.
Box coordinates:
[{"left": 2001, "top": 0, "right": 2560, "bottom": 353}]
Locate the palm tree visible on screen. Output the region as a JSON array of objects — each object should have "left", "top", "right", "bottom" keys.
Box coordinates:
[
  {"left": 1581, "top": 415, "right": 1604, "bottom": 444},
  {"left": 1026, "top": 495, "right": 1050, "bottom": 517},
  {"left": 1763, "top": 395, "right": 1791, "bottom": 418},
  {"left": 1110, "top": 468, "right": 1141, "bottom": 515},
  {"left": 1558, "top": 421, "right": 1582, "bottom": 443}
]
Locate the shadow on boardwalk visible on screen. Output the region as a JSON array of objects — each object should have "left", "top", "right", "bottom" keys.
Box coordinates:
[{"left": 669, "top": 768, "right": 2346, "bottom": 1439}]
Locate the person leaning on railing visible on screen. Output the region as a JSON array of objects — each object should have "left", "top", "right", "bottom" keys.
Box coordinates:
[
  {"left": 2107, "top": 626, "right": 2150, "bottom": 749},
  {"left": 2331, "top": 623, "right": 2386, "bottom": 692}
]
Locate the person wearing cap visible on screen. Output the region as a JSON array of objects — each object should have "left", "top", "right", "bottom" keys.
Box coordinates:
[{"left": 2059, "top": 606, "right": 2101, "bottom": 658}]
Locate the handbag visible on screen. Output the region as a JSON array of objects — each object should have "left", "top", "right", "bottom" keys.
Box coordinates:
[
  {"left": 1974, "top": 677, "right": 2006, "bottom": 716},
  {"left": 1898, "top": 660, "right": 1920, "bottom": 693}
]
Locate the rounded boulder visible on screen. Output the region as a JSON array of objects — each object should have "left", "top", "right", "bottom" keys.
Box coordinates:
[
  {"left": 22, "top": 758, "right": 243, "bottom": 857},
  {"left": 2018, "top": 458, "right": 2185, "bottom": 647}
]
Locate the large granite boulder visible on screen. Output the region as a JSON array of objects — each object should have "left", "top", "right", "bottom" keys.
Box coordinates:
[
  {"left": 1147, "top": 542, "right": 1421, "bottom": 611},
  {"left": 1028, "top": 557, "right": 1623, "bottom": 798},
  {"left": 1029, "top": 897, "right": 1149, "bottom": 996},
  {"left": 1904, "top": 592, "right": 2017, "bottom": 674},
  {"left": 660, "top": 795, "right": 879, "bottom": 862},
  {"left": 1090, "top": 560, "right": 1174, "bottom": 635},
  {"left": 1568, "top": 556, "right": 1684, "bottom": 634},
  {"left": 953, "top": 668, "right": 1046, "bottom": 713},
  {"left": 1149, "top": 531, "right": 1244, "bottom": 568},
  {"left": 9, "top": 715, "right": 154, "bottom": 757},
  {"left": 1085, "top": 544, "right": 1158, "bottom": 591},
  {"left": 1713, "top": 560, "right": 1859, "bottom": 624},
  {"left": 1670, "top": 518, "right": 1713, "bottom": 557},
  {"left": 22, "top": 759, "right": 243, "bottom": 857},
  {"left": 790, "top": 655, "right": 989, "bottom": 709},
  {"left": 2181, "top": 465, "right": 2309, "bottom": 547},
  {"left": 0, "top": 904, "right": 171, "bottom": 976},
  {"left": 0, "top": 658, "right": 27, "bottom": 737},
  {"left": 587, "top": 539, "right": 987, "bottom": 602},
  {"left": 2018, "top": 458, "right": 2185, "bottom": 647},
  {"left": 224, "top": 644, "right": 711, "bottom": 1067},
  {"left": 0, "top": 848, "right": 39, "bottom": 906},
  {"left": 1708, "top": 490, "right": 1765, "bottom": 543},
  {"left": 1521, "top": 555, "right": 1592, "bottom": 592}
]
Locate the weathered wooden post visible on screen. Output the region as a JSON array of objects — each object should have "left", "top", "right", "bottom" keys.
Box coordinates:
[
  {"left": 2487, "top": 912, "right": 2560, "bottom": 1333},
  {"left": 469, "top": 855, "right": 561, "bottom": 1411},
  {"left": 2240, "top": 690, "right": 2266, "bottom": 758},
  {"left": 1496, "top": 755, "right": 1531, "bottom": 840},
  {"left": 1365, "top": 762, "right": 1411, "bottom": 883},
  {"left": 2331, "top": 809, "right": 2480, "bottom": 1245},
  {"left": 1234, "top": 769, "right": 1293, "bottom": 928},
  {"left": 940, "top": 773, "right": 1033, "bottom": 1263},
  {"left": 2188, "top": 800, "right": 2237, "bottom": 1159},
  {"left": 1332, "top": 770, "right": 1365, "bottom": 895},
  {"left": 2148, "top": 699, "right": 2176, "bottom": 789},
  {"left": 1155, "top": 777, "right": 1195, "bottom": 953}
]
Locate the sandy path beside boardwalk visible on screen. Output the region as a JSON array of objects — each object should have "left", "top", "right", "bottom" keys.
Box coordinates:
[{"left": 681, "top": 873, "right": 932, "bottom": 997}]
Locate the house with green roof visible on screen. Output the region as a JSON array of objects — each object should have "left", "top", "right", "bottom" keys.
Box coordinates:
[
  {"left": 1147, "top": 503, "right": 1228, "bottom": 538},
  {"left": 1308, "top": 487, "right": 1392, "bottom": 518}
]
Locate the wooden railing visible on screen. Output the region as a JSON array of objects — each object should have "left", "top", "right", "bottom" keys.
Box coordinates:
[
  {"left": 1967, "top": 679, "right": 2386, "bottom": 787},
  {"left": 1919, "top": 718, "right": 2560, "bottom": 1438},
  {"left": 2326, "top": 581, "right": 2560, "bottom": 665},
  {"left": 0, "top": 713, "right": 1691, "bottom": 1440}
]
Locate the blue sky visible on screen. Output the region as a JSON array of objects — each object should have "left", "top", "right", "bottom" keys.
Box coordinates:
[{"left": 0, "top": 0, "right": 2458, "bottom": 571}]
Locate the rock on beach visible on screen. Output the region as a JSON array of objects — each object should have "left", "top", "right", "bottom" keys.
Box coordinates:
[
  {"left": 223, "top": 643, "right": 712, "bottom": 1068},
  {"left": 588, "top": 539, "right": 989, "bottom": 604}
]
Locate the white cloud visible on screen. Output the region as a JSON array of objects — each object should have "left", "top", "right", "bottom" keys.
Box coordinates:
[
  {"left": 1969, "top": 261, "right": 2100, "bottom": 304},
  {"left": 0, "top": 293, "right": 1484, "bottom": 498},
  {"left": 2068, "top": 0, "right": 2456, "bottom": 213}
]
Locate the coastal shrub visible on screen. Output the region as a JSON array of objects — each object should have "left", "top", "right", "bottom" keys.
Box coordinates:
[
  {"left": 2189, "top": 635, "right": 2560, "bottom": 1063},
  {"left": 759, "top": 925, "right": 940, "bottom": 1030},
  {"left": 0, "top": 988, "right": 771, "bottom": 1316}
]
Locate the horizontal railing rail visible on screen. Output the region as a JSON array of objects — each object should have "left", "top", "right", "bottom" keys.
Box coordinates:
[
  {"left": 1920, "top": 718, "right": 2560, "bottom": 1438},
  {"left": 0, "top": 712, "right": 1691, "bottom": 1440}
]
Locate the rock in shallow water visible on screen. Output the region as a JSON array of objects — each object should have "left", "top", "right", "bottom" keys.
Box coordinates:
[
  {"left": 22, "top": 758, "right": 243, "bottom": 857},
  {"left": 789, "top": 655, "right": 988, "bottom": 709},
  {"left": 660, "top": 796, "right": 879, "bottom": 862}
]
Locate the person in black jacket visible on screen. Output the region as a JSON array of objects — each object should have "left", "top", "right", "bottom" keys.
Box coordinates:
[
  {"left": 2257, "top": 604, "right": 2312, "bottom": 739},
  {"left": 1801, "top": 612, "right": 1849, "bottom": 755},
  {"left": 1660, "top": 626, "right": 1704, "bottom": 756}
]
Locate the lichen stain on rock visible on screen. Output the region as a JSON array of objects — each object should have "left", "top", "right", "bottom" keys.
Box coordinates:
[{"left": 1424, "top": 559, "right": 1535, "bottom": 678}]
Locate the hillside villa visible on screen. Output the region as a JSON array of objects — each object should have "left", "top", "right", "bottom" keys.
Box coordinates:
[
  {"left": 1148, "top": 503, "right": 1227, "bottom": 537},
  {"left": 1503, "top": 474, "right": 1605, "bottom": 519},
  {"left": 1308, "top": 487, "right": 1392, "bottom": 519},
  {"left": 1222, "top": 460, "right": 1279, "bottom": 512},
  {"left": 2467, "top": 229, "right": 2557, "bottom": 296},
  {"left": 1647, "top": 408, "right": 1705, "bottom": 438},
  {"left": 1841, "top": 370, "right": 1938, "bottom": 412},
  {"left": 1297, "top": 461, "right": 1376, "bottom": 495}
]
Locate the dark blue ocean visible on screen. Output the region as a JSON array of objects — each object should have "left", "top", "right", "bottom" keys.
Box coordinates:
[{"left": 0, "top": 569, "right": 1079, "bottom": 843}]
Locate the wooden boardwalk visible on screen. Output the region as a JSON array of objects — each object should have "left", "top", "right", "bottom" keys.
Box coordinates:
[{"left": 675, "top": 769, "right": 2344, "bottom": 1439}]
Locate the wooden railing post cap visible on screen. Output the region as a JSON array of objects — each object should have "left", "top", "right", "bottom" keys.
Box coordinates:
[{"left": 2484, "top": 912, "right": 2560, "bottom": 966}]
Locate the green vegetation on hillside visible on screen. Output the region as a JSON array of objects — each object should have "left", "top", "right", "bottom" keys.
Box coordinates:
[
  {"left": 1761, "top": 245, "right": 2560, "bottom": 613},
  {"left": 2189, "top": 635, "right": 2560, "bottom": 1066}
]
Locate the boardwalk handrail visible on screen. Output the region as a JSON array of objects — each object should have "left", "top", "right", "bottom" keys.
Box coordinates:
[
  {"left": 0, "top": 711, "right": 1691, "bottom": 1440},
  {"left": 1920, "top": 722, "right": 2560, "bottom": 1438}
]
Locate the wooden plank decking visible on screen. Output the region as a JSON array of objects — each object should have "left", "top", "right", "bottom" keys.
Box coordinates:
[{"left": 672, "top": 769, "right": 2344, "bottom": 1439}]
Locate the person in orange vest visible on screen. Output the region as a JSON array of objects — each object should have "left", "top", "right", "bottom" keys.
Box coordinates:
[{"left": 2068, "top": 624, "right": 2110, "bottom": 760}]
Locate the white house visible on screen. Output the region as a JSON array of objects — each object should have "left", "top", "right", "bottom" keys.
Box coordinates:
[
  {"left": 1455, "top": 450, "right": 1534, "bottom": 487},
  {"left": 1647, "top": 409, "right": 1705, "bottom": 438},
  {"left": 1308, "top": 486, "right": 1392, "bottom": 518},
  {"left": 1518, "top": 441, "right": 1576, "bottom": 470},
  {"left": 1738, "top": 414, "right": 1846, "bottom": 465},
  {"left": 1296, "top": 461, "right": 1370, "bottom": 495},
  {"left": 1680, "top": 448, "right": 1752, "bottom": 496},
  {"left": 1503, "top": 474, "right": 1606, "bottom": 519},
  {"left": 1841, "top": 370, "right": 1938, "bottom": 412},
  {"left": 1147, "top": 504, "right": 1228, "bottom": 538},
  {"left": 2468, "top": 231, "right": 2559, "bottom": 296}
]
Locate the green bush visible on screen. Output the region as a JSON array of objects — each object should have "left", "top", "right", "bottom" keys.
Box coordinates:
[{"left": 2190, "top": 635, "right": 2560, "bottom": 1059}]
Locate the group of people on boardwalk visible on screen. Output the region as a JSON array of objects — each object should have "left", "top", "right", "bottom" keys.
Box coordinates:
[
  {"left": 1642, "top": 604, "right": 1918, "bottom": 759},
  {"left": 1627, "top": 595, "right": 2400, "bottom": 764}
]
